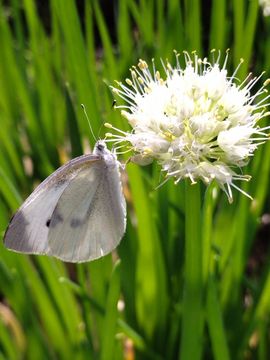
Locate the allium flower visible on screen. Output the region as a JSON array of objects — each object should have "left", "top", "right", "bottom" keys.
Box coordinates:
[
  {"left": 259, "top": 0, "right": 270, "bottom": 16},
  {"left": 106, "top": 51, "right": 270, "bottom": 202}
]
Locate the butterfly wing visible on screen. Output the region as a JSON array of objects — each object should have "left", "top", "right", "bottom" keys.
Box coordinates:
[
  {"left": 47, "top": 157, "right": 126, "bottom": 262},
  {"left": 4, "top": 154, "right": 100, "bottom": 255}
]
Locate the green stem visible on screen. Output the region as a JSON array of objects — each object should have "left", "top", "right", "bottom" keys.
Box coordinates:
[{"left": 180, "top": 182, "right": 203, "bottom": 360}]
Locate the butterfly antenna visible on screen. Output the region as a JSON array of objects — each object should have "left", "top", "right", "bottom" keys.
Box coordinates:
[
  {"left": 96, "top": 100, "right": 116, "bottom": 139},
  {"left": 81, "top": 104, "right": 97, "bottom": 142}
]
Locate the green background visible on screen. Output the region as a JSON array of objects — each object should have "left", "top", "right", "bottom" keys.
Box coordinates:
[{"left": 0, "top": 1, "right": 269, "bottom": 359}]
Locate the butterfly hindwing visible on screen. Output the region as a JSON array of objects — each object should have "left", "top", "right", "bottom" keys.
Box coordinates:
[{"left": 47, "top": 157, "right": 126, "bottom": 262}]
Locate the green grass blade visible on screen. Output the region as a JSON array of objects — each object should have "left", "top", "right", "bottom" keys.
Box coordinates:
[
  {"left": 209, "top": 0, "right": 226, "bottom": 50},
  {"left": 207, "top": 276, "right": 231, "bottom": 360},
  {"left": 100, "top": 260, "right": 121, "bottom": 359}
]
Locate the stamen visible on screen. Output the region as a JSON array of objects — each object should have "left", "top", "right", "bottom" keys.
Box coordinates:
[
  {"left": 108, "top": 51, "right": 269, "bottom": 202},
  {"left": 104, "top": 123, "right": 128, "bottom": 135}
]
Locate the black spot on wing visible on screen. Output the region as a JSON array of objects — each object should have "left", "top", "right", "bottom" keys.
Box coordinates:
[
  {"left": 70, "top": 218, "right": 82, "bottom": 228},
  {"left": 46, "top": 219, "right": 51, "bottom": 227},
  {"left": 50, "top": 212, "right": 64, "bottom": 228}
]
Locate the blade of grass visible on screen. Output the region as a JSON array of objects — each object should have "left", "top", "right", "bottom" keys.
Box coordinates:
[
  {"left": 238, "top": 0, "right": 259, "bottom": 78},
  {"left": 93, "top": 0, "right": 117, "bottom": 79},
  {"left": 233, "top": 0, "right": 244, "bottom": 65},
  {"left": 128, "top": 164, "right": 168, "bottom": 340},
  {"left": 202, "top": 183, "right": 218, "bottom": 285},
  {"left": 100, "top": 260, "right": 121, "bottom": 360},
  {"left": 184, "top": 0, "right": 202, "bottom": 53},
  {"left": 206, "top": 276, "right": 231, "bottom": 360},
  {"left": 209, "top": 0, "right": 226, "bottom": 51},
  {"left": 52, "top": 0, "right": 100, "bottom": 139}
]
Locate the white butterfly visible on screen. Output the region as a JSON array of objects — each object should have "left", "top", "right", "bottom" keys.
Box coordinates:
[{"left": 4, "top": 140, "right": 126, "bottom": 263}]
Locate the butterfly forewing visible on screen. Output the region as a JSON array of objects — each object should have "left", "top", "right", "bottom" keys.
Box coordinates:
[
  {"left": 4, "top": 154, "right": 100, "bottom": 255},
  {"left": 47, "top": 158, "right": 126, "bottom": 262}
]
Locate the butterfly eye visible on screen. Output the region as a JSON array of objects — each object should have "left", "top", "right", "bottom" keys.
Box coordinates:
[{"left": 97, "top": 143, "right": 105, "bottom": 151}]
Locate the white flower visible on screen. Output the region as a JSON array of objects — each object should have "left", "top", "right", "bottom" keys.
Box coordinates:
[
  {"left": 259, "top": 0, "right": 270, "bottom": 16},
  {"left": 106, "top": 51, "right": 270, "bottom": 202}
]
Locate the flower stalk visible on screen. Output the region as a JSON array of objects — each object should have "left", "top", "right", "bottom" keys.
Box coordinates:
[{"left": 180, "top": 182, "right": 203, "bottom": 360}]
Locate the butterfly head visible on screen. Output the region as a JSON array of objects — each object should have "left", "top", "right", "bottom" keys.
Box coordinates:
[
  {"left": 93, "top": 140, "right": 116, "bottom": 161},
  {"left": 94, "top": 140, "right": 106, "bottom": 154}
]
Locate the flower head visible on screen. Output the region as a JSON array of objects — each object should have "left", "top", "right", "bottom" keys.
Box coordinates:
[
  {"left": 107, "top": 51, "right": 270, "bottom": 202},
  {"left": 259, "top": 0, "right": 270, "bottom": 16}
]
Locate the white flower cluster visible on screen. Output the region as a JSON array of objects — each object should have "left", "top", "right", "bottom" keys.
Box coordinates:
[
  {"left": 107, "top": 51, "right": 270, "bottom": 202},
  {"left": 259, "top": 0, "right": 270, "bottom": 16}
]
